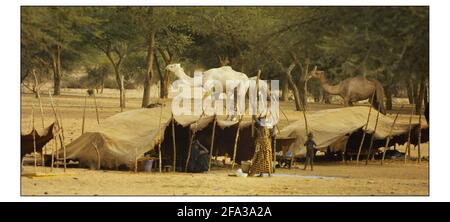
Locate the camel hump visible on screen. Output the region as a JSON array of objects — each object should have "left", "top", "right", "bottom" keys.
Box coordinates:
[{"left": 218, "top": 66, "right": 234, "bottom": 71}]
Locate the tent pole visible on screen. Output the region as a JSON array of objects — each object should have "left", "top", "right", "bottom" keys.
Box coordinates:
[
  {"left": 92, "top": 143, "right": 101, "bottom": 170},
  {"left": 404, "top": 107, "right": 414, "bottom": 164},
  {"left": 134, "top": 146, "right": 138, "bottom": 173},
  {"left": 357, "top": 92, "right": 375, "bottom": 163},
  {"left": 158, "top": 101, "right": 164, "bottom": 173},
  {"left": 208, "top": 118, "right": 217, "bottom": 172},
  {"left": 32, "top": 70, "right": 45, "bottom": 129},
  {"left": 32, "top": 104, "right": 37, "bottom": 174},
  {"left": 365, "top": 102, "right": 381, "bottom": 165},
  {"left": 185, "top": 130, "right": 195, "bottom": 172},
  {"left": 50, "top": 132, "right": 55, "bottom": 172},
  {"left": 416, "top": 105, "right": 423, "bottom": 163},
  {"left": 185, "top": 119, "right": 200, "bottom": 172},
  {"left": 231, "top": 119, "right": 242, "bottom": 170},
  {"left": 53, "top": 132, "right": 59, "bottom": 169},
  {"left": 93, "top": 92, "right": 100, "bottom": 124},
  {"left": 381, "top": 105, "right": 403, "bottom": 165},
  {"left": 171, "top": 115, "right": 177, "bottom": 172},
  {"left": 82, "top": 94, "right": 87, "bottom": 134}
]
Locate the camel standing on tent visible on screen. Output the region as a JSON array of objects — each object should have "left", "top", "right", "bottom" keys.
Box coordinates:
[
  {"left": 311, "top": 70, "right": 387, "bottom": 114},
  {"left": 165, "top": 63, "right": 272, "bottom": 117}
]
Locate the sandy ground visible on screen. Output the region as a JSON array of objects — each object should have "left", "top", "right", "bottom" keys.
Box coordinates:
[{"left": 20, "top": 88, "right": 429, "bottom": 196}]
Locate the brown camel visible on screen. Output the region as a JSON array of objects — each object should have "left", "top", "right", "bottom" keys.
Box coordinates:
[{"left": 311, "top": 71, "right": 387, "bottom": 114}]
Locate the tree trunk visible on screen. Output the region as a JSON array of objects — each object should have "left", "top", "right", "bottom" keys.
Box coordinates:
[
  {"left": 113, "top": 66, "right": 125, "bottom": 109},
  {"left": 413, "top": 79, "right": 419, "bottom": 105},
  {"left": 285, "top": 66, "right": 302, "bottom": 111},
  {"left": 297, "top": 80, "right": 307, "bottom": 107},
  {"left": 385, "top": 86, "right": 393, "bottom": 110},
  {"left": 142, "top": 32, "right": 156, "bottom": 107},
  {"left": 52, "top": 45, "right": 62, "bottom": 96},
  {"left": 406, "top": 79, "right": 414, "bottom": 104},
  {"left": 416, "top": 74, "right": 426, "bottom": 115},
  {"left": 154, "top": 52, "right": 166, "bottom": 99},
  {"left": 281, "top": 77, "right": 289, "bottom": 101}
]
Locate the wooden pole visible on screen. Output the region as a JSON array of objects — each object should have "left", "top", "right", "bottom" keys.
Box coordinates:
[
  {"left": 48, "top": 90, "right": 66, "bottom": 172},
  {"left": 158, "top": 101, "right": 164, "bottom": 173},
  {"left": 50, "top": 132, "right": 55, "bottom": 171},
  {"left": 92, "top": 143, "right": 101, "bottom": 170},
  {"left": 381, "top": 105, "right": 403, "bottom": 165},
  {"left": 404, "top": 108, "right": 414, "bottom": 164},
  {"left": 185, "top": 129, "right": 195, "bottom": 172},
  {"left": 93, "top": 93, "right": 100, "bottom": 124},
  {"left": 82, "top": 94, "right": 87, "bottom": 134},
  {"left": 365, "top": 102, "right": 382, "bottom": 165},
  {"left": 171, "top": 115, "right": 177, "bottom": 172},
  {"left": 252, "top": 70, "right": 261, "bottom": 137},
  {"left": 231, "top": 119, "right": 242, "bottom": 170},
  {"left": 134, "top": 146, "right": 138, "bottom": 173},
  {"left": 208, "top": 118, "right": 217, "bottom": 172},
  {"left": 32, "top": 104, "right": 37, "bottom": 174},
  {"left": 418, "top": 112, "right": 422, "bottom": 164},
  {"left": 32, "top": 70, "right": 45, "bottom": 129},
  {"left": 60, "top": 132, "right": 67, "bottom": 172},
  {"left": 356, "top": 92, "right": 376, "bottom": 163},
  {"left": 53, "top": 132, "right": 59, "bottom": 169},
  {"left": 120, "top": 75, "right": 124, "bottom": 112}
]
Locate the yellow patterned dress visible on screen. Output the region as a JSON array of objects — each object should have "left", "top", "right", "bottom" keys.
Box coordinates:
[{"left": 249, "top": 127, "right": 273, "bottom": 176}]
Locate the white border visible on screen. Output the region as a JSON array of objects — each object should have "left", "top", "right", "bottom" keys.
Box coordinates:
[{"left": 2, "top": 0, "right": 450, "bottom": 202}]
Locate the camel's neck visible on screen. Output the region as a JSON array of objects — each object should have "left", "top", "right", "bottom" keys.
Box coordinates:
[
  {"left": 318, "top": 75, "right": 342, "bottom": 95},
  {"left": 174, "top": 68, "right": 194, "bottom": 85}
]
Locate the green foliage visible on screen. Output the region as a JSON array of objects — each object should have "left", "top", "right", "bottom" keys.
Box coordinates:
[{"left": 21, "top": 6, "right": 429, "bottom": 101}]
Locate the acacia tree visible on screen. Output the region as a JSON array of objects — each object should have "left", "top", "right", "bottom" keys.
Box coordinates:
[
  {"left": 317, "top": 7, "right": 428, "bottom": 112},
  {"left": 81, "top": 7, "right": 141, "bottom": 109},
  {"left": 21, "top": 7, "right": 88, "bottom": 95}
]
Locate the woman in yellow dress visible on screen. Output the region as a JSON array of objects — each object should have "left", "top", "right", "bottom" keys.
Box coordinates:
[{"left": 248, "top": 118, "right": 273, "bottom": 177}]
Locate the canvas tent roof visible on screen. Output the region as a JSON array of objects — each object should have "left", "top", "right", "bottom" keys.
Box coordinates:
[
  {"left": 61, "top": 107, "right": 254, "bottom": 169},
  {"left": 276, "top": 106, "right": 428, "bottom": 157}
]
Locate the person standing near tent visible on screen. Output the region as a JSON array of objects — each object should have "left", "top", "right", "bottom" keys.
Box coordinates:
[
  {"left": 303, "top": 132, "right": 316, "bottom": 171},
  {"left": 249, "top": 117, "right": 273, "bottom": 177}
]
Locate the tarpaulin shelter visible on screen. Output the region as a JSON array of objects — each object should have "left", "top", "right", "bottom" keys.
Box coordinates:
[
  {"left": 276, "top": 106, "right": 428, "bottom": 157},
  {"left": 21, "top": 122, "right": 56, "bottom": 159},
  {"left": 61, "top": 107, "right": 260, "bottom": 170}
]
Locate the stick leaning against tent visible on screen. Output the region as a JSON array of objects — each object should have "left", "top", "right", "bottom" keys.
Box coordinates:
[
  {"left": 365, "top": 102, "right": 382, "bottom": 165},
  {"left": 208, "top": 116, "right": 217, "bottom": 172},
  {"left": 404, "top": 108, "right": 414, "bottom": 164},
  {"left": 48, "top": 90, "right": 67, "bottom": 172},
  {"left": 356, "top": 92, "right": 376, "bottom": 164},
  {"left": 381, "top": 105, "right": 404, "bottom": 165}
]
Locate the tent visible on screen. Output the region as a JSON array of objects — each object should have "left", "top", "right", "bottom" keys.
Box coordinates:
[
  {"left": 61, "top": 107, "right": 259, "bottom": 170},
  {"left": 276, "top": 106, "right": 429, "bottom": 157},
  {"left": 21, "top": 122, "right": 56, "bottom": 159}
]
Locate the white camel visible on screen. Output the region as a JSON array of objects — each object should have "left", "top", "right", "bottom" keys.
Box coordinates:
[{"left": 165, "top": 63, "right": 272, "bottom": 118}]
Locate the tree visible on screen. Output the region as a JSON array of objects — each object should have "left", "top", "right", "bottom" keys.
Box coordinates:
[
  {"left": 21, "top": 7, "right": 89, "bottom": 95},
  {"left": 80, "top": 7, "right": 141, "bottom": 109}
]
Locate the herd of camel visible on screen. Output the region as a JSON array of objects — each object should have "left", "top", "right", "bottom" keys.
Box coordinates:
[{"left": 165, "top": 63, "right": 387, "bottom": 115}]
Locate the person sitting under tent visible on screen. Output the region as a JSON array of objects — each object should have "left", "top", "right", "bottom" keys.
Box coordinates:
[
  {"left": 283, "top": 150, "right": 293, "bottom": 169},
  {"left": 303, "top": 132, "right": 317, "bottom": 171},
  {"left": 187, "top": 139, "right": 209, "bottom": 173}
]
